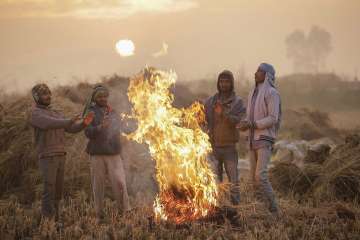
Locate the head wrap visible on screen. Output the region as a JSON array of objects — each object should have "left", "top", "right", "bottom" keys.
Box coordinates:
[
  {"left": 258, "top": 63, "right": 276, "bottom": 86},
  {"left": 82, "top": 84, "right": 110, "bottom": 117},
  {"left": 31, "top": 83, "right": 51, "bottom": 104},
  {"left": 91, "top": 85, "right": 109, "bottom": 102}
]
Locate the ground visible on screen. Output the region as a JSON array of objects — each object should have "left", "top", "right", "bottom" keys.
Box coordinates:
[{"left": 1, "top": 179, "right": 359, "bottom": 239}]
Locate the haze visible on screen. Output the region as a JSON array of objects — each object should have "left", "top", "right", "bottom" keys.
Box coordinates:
[{"left": 0, "top": 0, "right": 359, "bottom": 92}]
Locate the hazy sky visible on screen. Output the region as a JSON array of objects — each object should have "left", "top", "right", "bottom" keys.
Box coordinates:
[{"left": 0, "top": 0, "right": 359, "bottom": 92}]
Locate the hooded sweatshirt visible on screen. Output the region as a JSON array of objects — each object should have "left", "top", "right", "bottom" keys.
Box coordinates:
[{"left": 204, "top": 70, "right": 246, "bottom": 147}]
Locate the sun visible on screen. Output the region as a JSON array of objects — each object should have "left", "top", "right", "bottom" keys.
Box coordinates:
[{"left": 115, "top": 39, "right": 135, "bottom": 57}]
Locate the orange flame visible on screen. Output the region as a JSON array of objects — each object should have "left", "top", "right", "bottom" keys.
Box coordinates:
[{"left": 127, "top": 67, "right": 218, "bottom": 224}]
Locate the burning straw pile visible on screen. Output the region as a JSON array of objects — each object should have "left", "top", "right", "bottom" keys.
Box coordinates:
[
  {"left": 126, "top": 67, "right": 218, "bottom": 224},
  {"left": 270, "top": 134, "right": 360, "bottom": 202}
]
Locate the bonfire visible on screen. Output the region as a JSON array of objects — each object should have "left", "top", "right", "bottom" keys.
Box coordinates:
[{"left": 126, "top": 67, "right": 218, "bottom": 224}]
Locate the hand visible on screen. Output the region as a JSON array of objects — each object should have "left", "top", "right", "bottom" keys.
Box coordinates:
[
  {"left": 83, "top": 111, "right": 95, "bottom": 126},
  {"left": 237, "top": 120, "right": 251, "bottom": 131},
  {"left": 101, "top": 116, "right": 110, "bottom": 129},
  {"left": 214, "top": 102, "right": 223, "bottom": 114},
  {"left": 70, "top": 114, "right": 81, "bottom": 123}
]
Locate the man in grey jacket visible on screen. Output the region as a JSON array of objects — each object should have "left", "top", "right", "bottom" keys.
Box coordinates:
[
  {"left": 29, "top": 83, "right": 93, "bottom": 220},
  {"left": 204, "top": 70, "right": 246, "bottom": 205},
  {"left": 238, "top": 63, "right": 281, "bottom": 214}
]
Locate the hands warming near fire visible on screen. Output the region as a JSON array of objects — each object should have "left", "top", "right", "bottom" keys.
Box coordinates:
[
  {"left": 70, "top": 111, "right": 95, "bottom": 127},
  {"left": 214, "top": 100, "right": 232, "bottom": 116},
  {"left": 72, "top": 111, "right": 112, "bottom": 129},
  {"left": 237, "top": 120, "right": 253, "bottom": 131}
]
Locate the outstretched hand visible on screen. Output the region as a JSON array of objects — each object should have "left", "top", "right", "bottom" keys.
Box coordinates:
[
  {"left": 237, "top": 120, "right": 251, "bottom": 131},
  {"left": 214, "top": 102, "right": 223, "bottom": 114},
  {"left": 70, "top": 114, "right": 81, "bottom": 123},
  {"left": 83, "top": 111, "right": 95, "bottom": 126}
]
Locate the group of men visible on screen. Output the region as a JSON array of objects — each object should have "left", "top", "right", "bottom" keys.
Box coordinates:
[
  {"left": 205, "top": 63, "right": 281, "bottom": 214},
  {"left": 30, "top": 84, "right": 129, "bottom": 223},
  {"left": 29, "top": 62, "right": 281, "bottom": 223}
]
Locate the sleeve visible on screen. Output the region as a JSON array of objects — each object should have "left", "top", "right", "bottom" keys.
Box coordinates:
[
  {"left": 254, "top": 89, "right": 280, "bottom": 130},
  {"left": 30, "top": 108, "right": 71, "bottom": 130},
  {"left": 224, "top": 97, "right": 246, "bottom": 124},
  {"left": 65, "top": 121, "right": 85, "bottom": 133},
  {"left": 84, "top": 109, "right": 102, "bottom": 139},
  {"left": 202, "top": 97, "right": 212, "bottom": 132}
]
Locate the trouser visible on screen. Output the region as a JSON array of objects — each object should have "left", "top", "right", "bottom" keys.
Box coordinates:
[
  {"left": 38, "top": 155, "right": 66, "bottom": 219},
  {"left": 248, "top": 146, "right": 278, "bottom": 211},
  {"left": 90, "top": 154, "right": 130, "bottom": 217},
  {"left": 212, "top": 146, "right": 240, "bottom": 204}
]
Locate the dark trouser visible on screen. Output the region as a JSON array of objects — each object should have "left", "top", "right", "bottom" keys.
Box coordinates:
[
  {"left": 213, "top": 146, "right": 240, "bottom": 204},
  {"left": 38, "top": 155, "right": 66, "bottom": 219}
]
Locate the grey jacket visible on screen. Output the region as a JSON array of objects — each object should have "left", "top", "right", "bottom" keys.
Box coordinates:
[{"left": 29, "top": 105, "right": 84, "bottom": 159}]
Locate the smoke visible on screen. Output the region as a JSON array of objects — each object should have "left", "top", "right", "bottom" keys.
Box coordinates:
[
  {"left": 152, "top": 42, "right": 168, "bottom": 58},
  {"left": 285, "top": 26, "right": 332, "bottom": 73}
]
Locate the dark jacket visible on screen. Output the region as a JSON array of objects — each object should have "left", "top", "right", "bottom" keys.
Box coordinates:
[
  {"left": 85, "top": 105, "right": 121, "bottom": 156},
  {"left": 204, "top": 70, "right": 246, "bottom": 147},
  {"left": 29, "top": 105, "right": 84, "bottom": 159}
]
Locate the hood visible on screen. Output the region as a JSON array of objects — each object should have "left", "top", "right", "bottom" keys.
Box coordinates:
[{"left": 217, "top": 70, "right": 235, "bottom": 92}]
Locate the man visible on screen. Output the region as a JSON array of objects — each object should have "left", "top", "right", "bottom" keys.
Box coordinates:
[
  {"left": 29, "top": 83, "right": 93, "bottom": 220},
  {"left": 84, "top": 85, "right": 130, "bottom": 222},
  {"left": 204, "top": 70, "right": 246, "bottom": 205},
  {"left": 238, "top": 63, "right": 281, "bottom": 214}
]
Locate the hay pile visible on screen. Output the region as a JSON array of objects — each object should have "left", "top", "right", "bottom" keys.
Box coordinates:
[
  {"left": 0, "top": 97, "right": 36, "bottom": 200},
  {"left": 312, "top": 134, "right": 360, "bottom": 201},
  {"left": 280, "top": 108, "right": 341, "bottom": 141},
  {"left": 0, "top": 93, "right": 91, "bottom": 203},
  {"left": 270, "top": 162, "right": 322, "bottom": 196},
  {"left": 271, "top": 134, "right": 360, "bottom": 202}
]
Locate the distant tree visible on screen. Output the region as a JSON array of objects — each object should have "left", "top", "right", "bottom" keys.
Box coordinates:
[{"left": 286, "top": 26, "right": 332, "bottom": 73}]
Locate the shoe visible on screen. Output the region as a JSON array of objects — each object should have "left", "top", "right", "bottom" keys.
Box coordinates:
[
  {"left": 96, "top": 216, "right": 109, "bottom": 225},
  {"left": 96, "top": 212, "right": 108, "bottom": 225},
  {"left": 269, "top": 205, "right": 280, "bottom": 219}
]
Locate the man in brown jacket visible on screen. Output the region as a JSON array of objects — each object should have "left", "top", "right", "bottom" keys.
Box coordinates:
[
  {"left": 29, "top": 83, "right": 93, "bottom": 220},
  {"left": 204, "top": 70, "right": 246, "bottom": 204}
]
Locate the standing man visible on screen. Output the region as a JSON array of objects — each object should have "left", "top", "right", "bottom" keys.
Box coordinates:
[
  {"left": 29, "top": 83, "right": 93, "bottom": 220},
  {"left": 85, "top": 85, "right": 130, "bottom": 222},
  {"left": 204, "top": 70, "right": 246, "bottom": 205},
  {"left": 238, "top": 63, "right": 281, "bottom": 214}
]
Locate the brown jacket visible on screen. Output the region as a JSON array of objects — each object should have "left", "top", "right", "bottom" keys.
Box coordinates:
[
  {"left": 204, "top": 70, "right": 246, "bottom": 147},
  {"left": 29, "top": 105, "right": 84, "bottom": 159}
]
